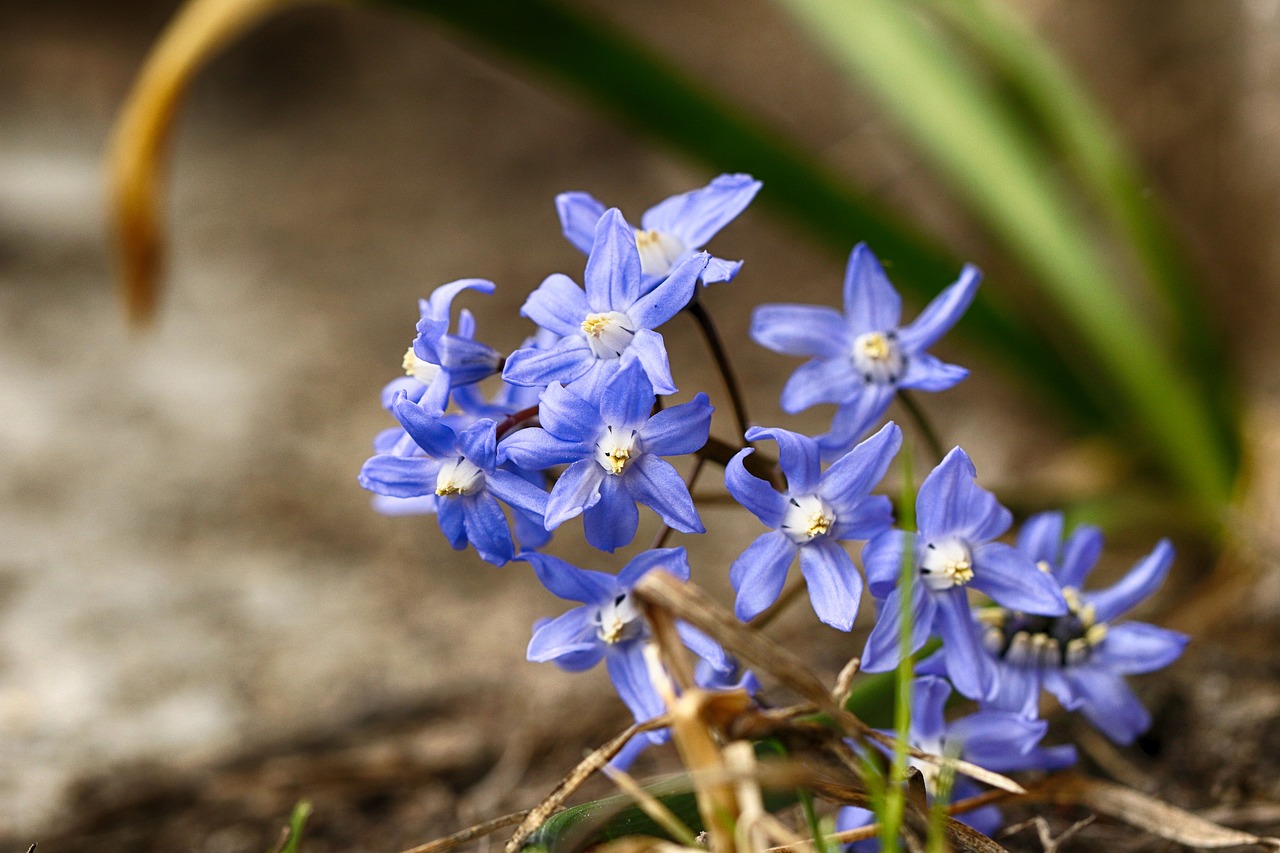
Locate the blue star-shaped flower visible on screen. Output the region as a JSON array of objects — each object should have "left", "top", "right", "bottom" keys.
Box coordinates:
[
  {"left": 725, "top": 423, "right": 901, "bottom": 631},
  {"left": 860, "top": 447, "right": 1067, "bottom": 700},
  {"left": 500, "top": 360, "right": 712, "bottom": 552},
  {"left": 358, "top": 395, "right": 549, "bottom": 566},
  {"left": 751, "top": 244, "right": 979, "bottom": 458},
  {"left": 381, "top": 278, "right": 502, "bottom": 415},
  {"left": 962, "top": 512, "right": 1187, "bottom": 744},
  {"left": 503, "top": 208, "right": 709, "bottom": 401},
  {"left": 524, "top": 548, "right": 728, "bottom": 733},
  {"left": 556, "top": 173, "right": 761, "bottom": 287}
]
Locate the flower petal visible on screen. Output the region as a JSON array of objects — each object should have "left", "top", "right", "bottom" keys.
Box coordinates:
[
  {"left": 910, "top": 675, "right": 953, "bottom": 744},
  {"left": 521, "top": 273, "right": 591, "bottom": 337},
  {"left": 458, "top": 419, "right": 497, "bottom": 472},
  {"left": 392, "top": 395, "right": 458, "bottom": 458},
  {"left": 863, "top": 529, "right": 909, "bottom": 597},
  {"left": 897, "top": 353, "right": 968, "bottom": 392},
  {"left": 600, "top": 360, "right": 655, "bottom": 430},
  {"left": 436, "top": 497, "right": 468, "bottom": 550},
  {"left": 972, "top": 541, "right": 1068, "bottom": 615},
  {"left": 641, "top": 393, "right": 713, "bottom": 457},
  {"left": 555, "top": 191, "right": 607, "bottom": 254},
  {"left": 1087, "top": 539, "right": 1175, "bottom": 623},
  {"left": 1015, "top": 512, "right": 1064, "bottom": 567},
  {"left": 1051, "top": 667, "right": 1151, "bottom": 745},
  {"left": 750, "top": 304, "right": 850, "bottom": 358},
  {"left": 535, "top": 382, "right": 599, "bottom": 442},
  {"left": 607, "top": 644, "right": 666, "bottom": 724},
  {"left": 842, "top": 244, "right": 902, "bottom": 333},
  {"left": 815, "top": 384, "right": 896, "bottom": 460},
  {"left": 527, "top": 607, "right": 604, "bottom": 669},
  {"left": 584, "top": 475, "right": 640, "bottom": 552},
  {"left": 641, "top": 173, "right": 762, "bottom": 248},
  {"left": 860, "top": 581, "right": 936, "bottom": 673},
  {"left": 744, "top": 426, "right": 822, "bottom": 496},
  {"left": 624, "top": 329, "right": 676, "bottom": 396},
  {"left": 628, "top": 251, "right": 708, "bottom": 328},
  {"left": 1056, "top": 524, "right": 1104, "bottom": 589},
  {"left": 1092, "top": 622, "right": 1188, "bottom": 675},
  {"left": 819, "top": 421, "right": 902, "bottom": 509},
  {"left": 503, "top": 337, "right": 592, "bottom": 388},
  {"left": 934, "top": 590, "right": 998, "bottom": 700},
  {"left": 798, "top": 538, "right": 863, "bottom": 631},
  {"left": 462, "top": 493, "right": 515, "bottom": 565},
  {"left": 619, "top": 547, "right": 691, "bottom": 588},
  {"left": 498, "top": 428, "right": 587, "bottom": 471},
  {"left": 584, "top": 209, "right": 642, "bottom": 311},
  {"left": 626, "top": 455, "right": 703, "bottom": 533},
  {"left": 779, "top": 357, "right": 863, "bottom": 412},
  {"left": 358, "top": 454, "right": 438, "bottom": 498},
  {"left": 896, "top": 264, "right": 980, "bottom": 353},
  {"left": 487, "top": 467, "right": 549, "bottom": 519},
  {"left": 521, "top": 551, "right": 616, "bottom": 604},
  {"left": 701, "top": 256, "right": 743, "bottom": 285},
  {"left": 729, "top": 532, "right": 798, "bottom": 621},
  {"left": 985, "top": 658, "right": 1042, "bottom": 718},
  {"left": 544, "top": 459, "right": 605, "bottom": 529},
  {"left": 725, "top": 449, "right": 787, "bottom": 528},
  {"left": 915, "top": 447, "right": 1011, "bottom": 544}
]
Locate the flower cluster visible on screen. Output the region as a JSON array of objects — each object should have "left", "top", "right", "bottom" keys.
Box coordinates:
[{"left": 358, "top": 174, "right": 1186, "bottom": 801}]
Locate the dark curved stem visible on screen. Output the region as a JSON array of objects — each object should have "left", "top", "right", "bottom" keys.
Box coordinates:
[
  {"left": 687, "top": 297, "right": 752, "bottom": 441},
  {"left": 494, "top": 404, "right": 540, "bottom": 439},
  {"left": 896, "top": 391, "right": 944, "bottom": 464}
]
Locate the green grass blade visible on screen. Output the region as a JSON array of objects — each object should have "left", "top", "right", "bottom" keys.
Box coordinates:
[
  {"left": 774, "top": 0, "right": 1234, "bottom": 516},
  {"left": 923, "top": 0, "right": 1238, "bottom": 469}
]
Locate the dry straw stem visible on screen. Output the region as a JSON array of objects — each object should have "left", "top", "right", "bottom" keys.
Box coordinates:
[
  {"left": 106, "top": 0, "right": 300, "bottom": 324},
  {"left": 632, "top": 572, "right": 1024, "bottom": 795}
]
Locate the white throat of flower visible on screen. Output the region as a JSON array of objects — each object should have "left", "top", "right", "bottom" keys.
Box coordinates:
[
  {"left": 580, "top": 311, "right": 636, "bottom": 359},
  {"left": 435, "top": 456, "right": 485, "bottom": 497},
  {"left": 851, "top": 330, "right": 905, "bottom": 384},
  {"left": 919, "top": 537, "right": 974, "bottom": 591},
  {"left": 596, "top": 592, "right": 641, "bottom": 644},
  {"left": 595, "top": 426, "right": 640, "bottom": 475},
  {"left": 403, "top": 347, "right": 442, "bottom": 385},
  {"left": 634, "top": 229, "right": 686, "bottom": 277},
  {"left": 780, "top": 494, "right": 838, "bottom": 544}
]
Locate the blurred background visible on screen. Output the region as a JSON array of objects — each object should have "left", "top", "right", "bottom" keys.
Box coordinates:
[{"left": 2, "top": 0, "right": 1280, "bottom": 848}]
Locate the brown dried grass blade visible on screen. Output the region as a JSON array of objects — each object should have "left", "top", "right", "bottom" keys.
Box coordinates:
[
  {"left": 633, "top": 572, "right": 1025, "bottom": 795},
  {"left": 106, "top": 0, "right": 295, "bottom": 324},
  {"left": 503, "top": 718, "right": 668, "bottom": 853},
  {"left": 1041, "top": 773, "right": 1280, "bottom": 849},
  {"left": 399, "top": 810, "right": 531, "bottom": 853}
]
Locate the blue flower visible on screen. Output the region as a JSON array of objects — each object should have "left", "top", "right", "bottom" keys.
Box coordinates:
[
  {"left": 358, "top": 395, "right": 549, "bottom": 565},
  {"left": 556, "top": 173, "right": 761, "bottom": 287},
  {"left": 751, "top": 244, "right": 979, "bottom": 458},
  {"left": 725, "top": 423, "right": 901, "bottom": 631},
  {"left": 860, "top": 448, "right": 1067, "bottom": 700},
  {"left": 836, "top": 675, "right": 1075, "bottom": 847},
  {"left": 966, "top": 512, "right": 1187, "bottom": 744},
  {"left": 500, "top": 360, "right": 711, "bottom": 552},
  {"left": 503, "top": 209, "right": 709, "bottom": 401},
  {"left": 524, "top": 548, "right": 728, "bottom": 731},
  {"left": 382, "top": 278, "right": 502, "bottom": 414}
]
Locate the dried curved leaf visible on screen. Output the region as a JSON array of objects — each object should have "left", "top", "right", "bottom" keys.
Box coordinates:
[
  {"left": 1042, "top": 774, "right": 1280, "bottom": 849},
  {"left": 107, "top": 0, "right": 296, "bottom": 324}
]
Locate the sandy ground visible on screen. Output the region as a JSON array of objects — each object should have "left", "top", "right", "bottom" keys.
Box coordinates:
[{"left": 1, "top": 0, "right": 1279, "bottom": 847}]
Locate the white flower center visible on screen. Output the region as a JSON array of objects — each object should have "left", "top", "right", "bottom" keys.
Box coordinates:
[
  {"left": 595, "top": 426, "right": 640, "bottom": 475},
  {"left": 851, "top": 331, "right": 905, "bottom": 384},
  {"left": 434, "top": 456, "right": 485, "bottom": 497},
  {"left": 580, "top": 311, "right": 636, "bottom": 359},
  {"left": 596, "top": 592, "right": 642, "bottom": 644},
  {"left": 919, "top": 537, "right": 974, "bottom": 590},
  {"left": 634, "top": 229, "right": 687, "bottom": 277},
  {"left": 403, "top": 347, "right": 441, "bottom": 385},
  {"left": 780, "top": 494, "right": 838, "bottom": 544}
]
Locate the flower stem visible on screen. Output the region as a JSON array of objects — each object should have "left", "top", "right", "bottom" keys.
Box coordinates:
[
  {"left": 895, "top": 390, "right": 944, "bottom": 463},
  {"left": 687, "top": 297, "right": 752, "bottom": 441},
  {"left": 494, "top": 404, "right": 540, "bottom": 439}
]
